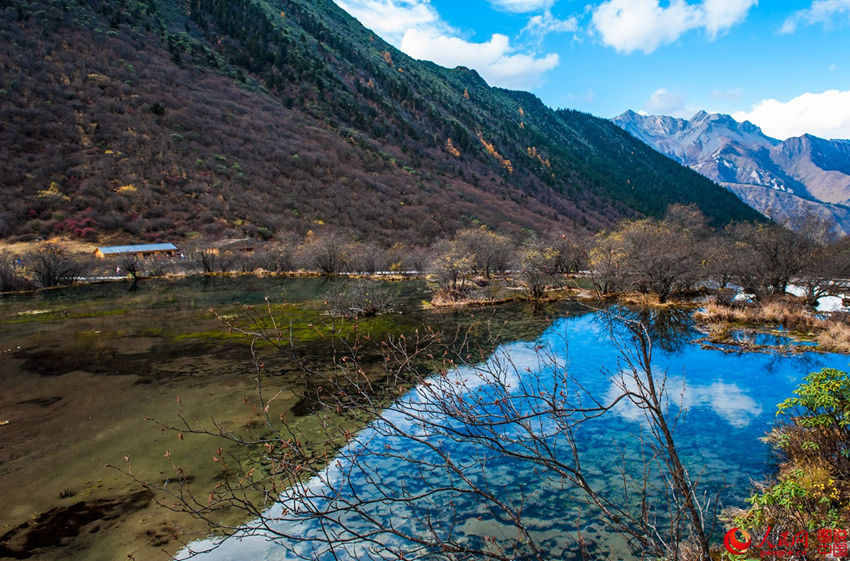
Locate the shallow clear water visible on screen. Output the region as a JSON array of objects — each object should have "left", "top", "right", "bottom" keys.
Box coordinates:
[
  {"left": 0, "top": 276, "right": 574, "bottom": 561},
  {"left": 0, "top": 276, "right": 439, "bottom": 560},
  {"left": 3, "top": 279, "right": 847, "bottom": 561},
  {"left": 182, "top": 308, "right": 850, "bottom": 561},
  {"left": 728, "top": 328, "right": 818, "bottom": 347}
]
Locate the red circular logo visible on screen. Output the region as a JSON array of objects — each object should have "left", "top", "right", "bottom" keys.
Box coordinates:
[{"left": 724, "top": 527, "right": 752, "bottom": 555}]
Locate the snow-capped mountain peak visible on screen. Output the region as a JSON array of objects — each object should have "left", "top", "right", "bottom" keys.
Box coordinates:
[{"left": 612, "top": 110, "right": 850, "bottom": 235}]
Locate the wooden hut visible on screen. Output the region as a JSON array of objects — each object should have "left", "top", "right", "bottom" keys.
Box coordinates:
[{"left": 208, "top": 238, "right": 257, "bottom": 254}]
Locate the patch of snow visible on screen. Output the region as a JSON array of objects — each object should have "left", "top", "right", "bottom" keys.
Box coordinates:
[
  {"left": 787, "top": 284, "right": 850, "bottom": 312},
  {"left": 786, "top": 284, "right": 806, "bottom": 298},
  {"left": 732, "top": 292, "right": 755, "bottom": 303},
  {"left": 817, "top": 295, "right": 848, "bottom": 313}
]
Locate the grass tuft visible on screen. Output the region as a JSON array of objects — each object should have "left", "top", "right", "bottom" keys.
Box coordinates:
[{"left": 696, "top": 299, "right": 850, "bottom": 352}]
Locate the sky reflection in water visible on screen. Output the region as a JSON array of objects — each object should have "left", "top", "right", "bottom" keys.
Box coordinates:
[{"left": 183, "top": 310, "right": 850, "bottom": 561}]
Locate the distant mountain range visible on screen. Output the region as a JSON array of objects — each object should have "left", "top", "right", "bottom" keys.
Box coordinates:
[
  {"left": 613, "top": 110, "right": 850, "bottom": 235},
  {"left": 0, "top": 0, "right": 760, "bottom": 245}
]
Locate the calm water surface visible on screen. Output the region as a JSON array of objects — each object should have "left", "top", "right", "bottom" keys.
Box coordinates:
[
  {"left": 181, "top": 307, "right": 850, "bottom": 561},
  {"left": 2, "top": 278, "right": 847, "bottom": 561},
  {"left": 0, "top": 276, "right": 439, "bottom": 560}
]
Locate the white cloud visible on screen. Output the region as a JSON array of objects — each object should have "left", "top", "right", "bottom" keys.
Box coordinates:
[
  {"left": 781, "top": 0, "right": 850, "bottom": 33},
  {"left": 591, "top": 0, "right": 702, "bottom": 53},
  {"left": 644, "top": 88, "right": 688, "bottom": 115},
  {"left": 334, "top": 0, "right": 445, "bottom": 44},
  {"left": 334, "top": 0, "right": 565, "bottom": 90},
  {"left": 701, "top": 0, "right": 757, "bottom": 36},
  {"left": 522, "top": 10, "right": 579, "bottom": 39},
  {"left": 401, "top": 29, "right": 560, "bottom": 89},
  {"left": 606, "top": 375, "right": 762, "bottom": 428},
  {"left": 488, "top": 0, "right": 556, "bottom": 12},
  {"left": 732, "top": 89, "right": 850, "bottom": 140},
  {"left": 591, "top": 0, "right": 757, "bottom": 54}
]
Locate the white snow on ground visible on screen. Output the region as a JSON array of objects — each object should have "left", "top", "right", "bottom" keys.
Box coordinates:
[
  {"left": 722, "top": 284, "right": 849, "bottom": 312},
  {"left": 786, "top": 284, "right": 805, "bottom": 299},
  {"left": 816, "top": 295, "right": 847, "bottom": 313},
  {"left": 786, "top": 284, "right": 850, "bottom": 313},
  {"left": 732, "top": 291, "right": 754, "bottom": 303}
]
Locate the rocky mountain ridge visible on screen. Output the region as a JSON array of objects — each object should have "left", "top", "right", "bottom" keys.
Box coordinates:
[{"left": 613, "top": 110, "right": 850, "bottom": 234}]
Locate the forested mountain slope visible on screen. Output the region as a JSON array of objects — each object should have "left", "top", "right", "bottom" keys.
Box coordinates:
[{"left": 0, "top": 0, "right": 762, "bottom": 244}]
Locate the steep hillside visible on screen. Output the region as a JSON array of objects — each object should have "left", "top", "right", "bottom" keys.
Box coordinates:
[
  {"left": 614, "top": 110, "right": 850, "bottom": 234},
  {"left": 0, "top": 0, "right": 761, "bottom": 245},
  {"left": 772, "top": 135, "right": 850, "bottom": 204}
]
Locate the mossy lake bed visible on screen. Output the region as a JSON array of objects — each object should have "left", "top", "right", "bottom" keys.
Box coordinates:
[{"left": 0, "top": 276, "right": 565, "bottom": 561}]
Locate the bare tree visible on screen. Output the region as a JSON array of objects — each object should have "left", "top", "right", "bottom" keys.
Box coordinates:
[
  {"left": 240, "top": 241, "right": 297, "bottom": 273},
  {"left": 298, "top": 231, "right": 351, "bottom": 275},
  {"left": 619, "top": 219, "right": 702, "bottom": 303},
  {"left": 187, "top": 243, "right": 237, "bottom": 274},
  {"left": 126, "top": 304, "right": 717, "bottom": 561},
  {"left": 732, "top": 222, "right": 818, "bottom": 299},
  {"left": 588, "top": 231, "right": 627, "bottom": 295},
  {"left": 29, "top": 243, "right": 86, "bottom": 287},
  {"left": 545, "top": 231, "right": 589, "bottom": 274},
  {"left": 702, "top": 228, "right": 741, "bottom": 290},
  {"left": 386, "top": 243, "right": 431, "bottom": 274},
  {"left": 516, "top": 240, "right": 557, "bottom": 299},
  {"left": 120, "top": 254, "right": 142, "bottom": 278},
  {"left": 457, "top": 227, "right": 515, "bottom": 278},
  {"left": 588, "top": 211, "right": 708, "bottom": 303},
  {"left": 795, "top": 240, "right": 850, "bottom": 307},
  {"left": 662, "top": 204, "right": 711, "bottom": 242},
  {"left": 189, "top": 245, "right": 218, "bottom": 274},
  {"left": 348, "top": 242, "right": 388, "bottom": 274}
]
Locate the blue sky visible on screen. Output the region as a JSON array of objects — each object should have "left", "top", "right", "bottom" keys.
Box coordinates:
[{"left": 333, "top": 0, "right": 850, "bottom": 139}]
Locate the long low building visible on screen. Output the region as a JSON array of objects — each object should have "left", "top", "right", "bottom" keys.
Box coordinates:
[{"left": 94, "top": 243, "right": 179, "bottom": 259}]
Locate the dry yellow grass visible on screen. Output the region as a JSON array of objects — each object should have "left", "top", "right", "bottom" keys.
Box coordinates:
[
  {"left": 759, "top": 301, "right": 820, "bottom": 329},
  {"left": 695, "top": 301, "right": 819, "bottom": 330},
  {"left": 697, "top": 300, "right": 850, "bottom": 351},
  {"left": 429, "top": 292, "right": 518, "bottom": 308},
  {"left": 694, "top": 302, "right": 751, "bottom": 323},
  {"left": 817, "top": 321, "right": 850, "bottom": 352},
  {"left": 617, "top": 292, "right": 693, "bottom": 309}
]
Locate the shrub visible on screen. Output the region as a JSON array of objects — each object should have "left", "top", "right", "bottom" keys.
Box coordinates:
[
  {"left": 297, "top": 231, "right": 350, "bottom": 275},
  {"left": 29, "top": 243, "right": 87, "bottom": 287},
  {"left": 427, "top": 239, "right": 473, "bottom": 299},
  {"left": 328, "top": 279, "right": 394, "bottom": 318},
  {"left": 736, "top": 368, "right": 850, "bottom": 542},
  {"left": 0, "top": 252, "right": 34, "bottom": 292}
]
